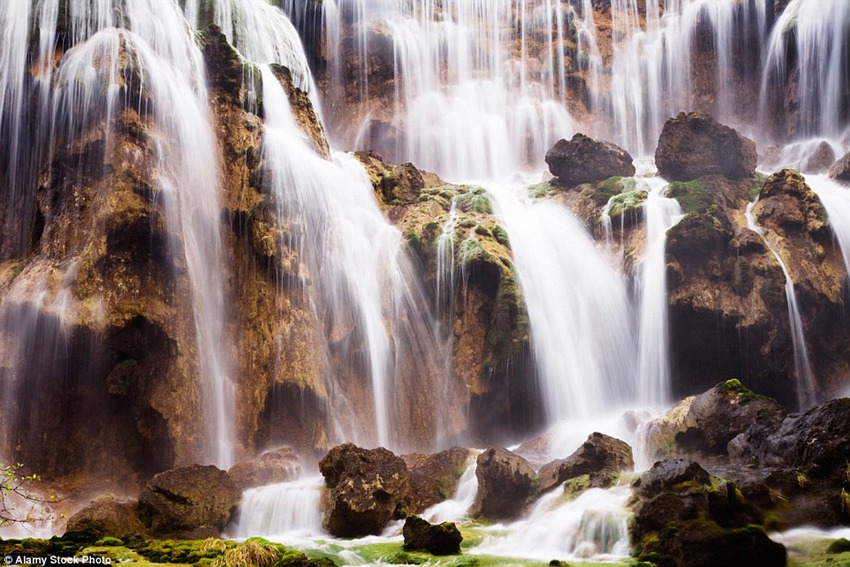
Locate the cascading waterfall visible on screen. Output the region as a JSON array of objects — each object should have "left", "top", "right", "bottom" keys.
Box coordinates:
[
  {"left": 745, "top": 200, "right": 817, "bottom": 411},
  {"left": 258, "top": 64, "right": 454, "bottom": 451},
  {"left": 635, "top": 178, "right": 683, "bottom": 407},
  {"left": 485, "top": 182, "right": 635, "bottom": 422},
  {"left": 760, "top": 0, "right": 850, "bottom": 141},
  {"left": 0, "top": 0, "right": 237, "bottom": 468},
  {"left": 231, "top": 477, "right": 324, "bottom": 538}
]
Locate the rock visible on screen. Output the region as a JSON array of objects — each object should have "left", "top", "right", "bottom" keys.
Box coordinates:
[
  {"left": 402, "top": 516, "right": 463, "bottom": 555},
  {"left": 318, "top": 443, "right": 411, "bottom": 537},
  {"left": 633, "top": 459, "right": 710, "bottom": 498},
  {"left": 65, "top": 495, "right": 145, "bottom": 538},
  {"left": 472, "top": 447, "right": 539, "bottom": 520},
  {"left": 655, "top": 112, "right": 757, "bottom": 181},
  {"left": 801, "top": 141, "right": 836, "bottom": 174},
  {"left": 661, "top": 520, "right": 787, "bottom": 567},
  {"left": 827, "top": 538, "right": 850, "bottom": 554},
  {"left": 137, "top": 464, "right": 240, "bottom": 538},
  {"left": 631, "top": 460, "right": 783, "bottom": 567},
  {"left": 544, "top": 133, "right": 635, "bottom": 187},
  {"left": 829, "top": 151, "right": 850, "bottom": 183},
  {"left": 644, "top": 380, "right": 786, "bottom": 457},
  {"left": 403, "top": 447, "right": 474, "bottom": 513},
  {"left": 538, "top": 432, "right": 633, "bottom": 493},
  {"left": 227, "top": 447, "right": 301, "bottom": 491}
]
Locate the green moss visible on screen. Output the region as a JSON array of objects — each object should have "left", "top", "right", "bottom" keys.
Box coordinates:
[
  {"left": 527, "top": 181, "right": 554, "bottom": 198},
  {"left": 607, "top": 189, "right": 648, "bottom": 218},
  {"left": 491, "top": 224, "right": 510, "bottom": 247},
  {"left": 561, "top": 475, "right": 591, "bottom": 501},
  {"left": 714, "top": 378, "right": 768, "bottom": 402},
  {"left": 95, "top": 536, "right": 125, "bottom": 547}
]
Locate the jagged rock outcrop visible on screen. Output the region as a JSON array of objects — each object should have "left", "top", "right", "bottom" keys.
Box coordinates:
[
  {"left": 363, "top": 153, "right": 538, "bottom": 443},
  {"left": 318, "top": 444, "right": 411, "bottom": 537},
  {"left": 663, "top": 169, "right": 848, "bottom": 405},
  {"left": 641, "top": 380, "right": 786, "bottom": 458},
  {"left": 65, "top": 496, "right": 145, "bottom": 538},
  {"left": 472, "top": 447, "right": 539, "bottom": 520},
  {"left": 538, "top": 432, "right": 633, "bottom": 493},
  {"left": 545, "top": 133, "right": 635, "bottom": 187},
  {"left": 830, "top": 151, "right": 850, "bottom": 183},
  {"left": 631, "top": 459, "right": 786, "bottom": 567},
  {"left": 402, "top": 516, "right": 463, "bottom": 555},
  {"left": 655, "top": 112, "right": 757, "bottom": 181},
  {"left": 227, "top": 447, "right": 301, "bottom": 491},
  {"left": 137, "top": 464, "right": 240, "bottom": 539},
  {"left": 402, "top": 447, "right": 474, "bottom": 513}
]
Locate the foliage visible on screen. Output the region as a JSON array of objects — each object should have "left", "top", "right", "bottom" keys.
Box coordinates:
[{"left": 0, "top": 463, "right": 57, "bottom": 528}]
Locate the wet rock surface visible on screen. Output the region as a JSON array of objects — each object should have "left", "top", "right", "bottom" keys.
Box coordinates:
[
  {"left": 137, "top": 464, "right": 240, "bottom": 538},
  {"left": 402, "top": 516, "right": 463, "bottom": 555},
  {"left": 472, "top": 447, "right": 539, "bottom": 520},
  {"left": 227, "top": 447, "right": 301, "bottom": 491},
  {"left": 65, "top": 495, "right": 145, "bottom": 538},
  {"left": 830, "top": 151, "right": 850, "bottom": 183},
  {"left": 538, "top": 432, "right": 633, "bottom": 493},
  {"left": 403, "top": 447, "right": 474, "bottom": 513},
  {"left": 545, "top": 133, "right": 635, "bottom": 187},
  {"left": 319, "top": 443, "right": 412, "bottom": 537},
  {"left": 655, "top": 112, "right": 757, "bottom": 181}
]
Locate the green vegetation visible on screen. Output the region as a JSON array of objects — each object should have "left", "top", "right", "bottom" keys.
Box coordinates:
[
  {"left": 606, "top": 190, "right": 648, "bottom": 219},
  {"left": 0, "top": 463, "right": 57, "bottom": 528},
  {"left": 714, "top": 378, "right": 769, "bottom": 402}
]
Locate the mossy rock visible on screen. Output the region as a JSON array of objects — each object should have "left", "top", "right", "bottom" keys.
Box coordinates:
[
  {"left": 714, "top": 378, "right": 768, "bottom": 402},
  {"left": 607, "top": 189, "right": 648, "bottom": 219}
]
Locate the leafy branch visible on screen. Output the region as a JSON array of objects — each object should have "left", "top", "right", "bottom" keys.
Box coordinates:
[{"left": 1, "top": 463, "right": 59, "bottom": 529}]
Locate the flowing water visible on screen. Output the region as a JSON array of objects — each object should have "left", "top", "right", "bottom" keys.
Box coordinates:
[
  {"left": 2, "top": 0, "right": 850, "bottom": 556},
  {"left": 745, "top": 200, "right": 817, "bottom": 411}
]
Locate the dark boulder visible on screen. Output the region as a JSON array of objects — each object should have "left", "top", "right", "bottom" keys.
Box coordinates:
[
  {"left": 632, "top": 460, "right": 783, "bottom": 567},
  {"left": 655, "top": 112, "right": 757, "bottom": 181},
  {"left": 403, "top": 447, "right": 474, "bottom": 513},
  {"left": 227, "top": 447, "right": 301, "bottom": 492},
  {"left": 633, "top": 459, "right": 711, "bottom": 499},
  {"left": 402, "top": 515, "right": 463, "bottom": 555},
  {"left": 137, "top": 464, "right": 240, "bottom": 539},
  {"left": 545, "top": 133, "right": 635, "bottom": 187},
  {"left": 65, "top": 495, "right": 145, "bottom": 538},
  {"left": 472, "top": 447, "right": 539, "bottom": 520},
  {"left": 829, "top": 151, "right": 850, "bottom": 183},
  {"left": 538, "top": 432, "right": 633, "bottom": 493},
  {"left": 318, "top": 443, "right": 411, "bottom": 537},
  {"left": 668, "top": 380, "right": 786, "bottom": 455}
]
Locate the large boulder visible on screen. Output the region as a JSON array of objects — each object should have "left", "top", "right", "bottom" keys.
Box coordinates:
[
  {"left": 538, "top": 432, "right": 634, "bottom": 493},
  {"left": 402, "top": 447, "right": 474, "bottom": 513},
  {"left": 227, "top": 447, "right": 301, "bottom": 492},
  {"left": 472, "top": 447, "right": 539, "bottom": 520},
  {"left": 545, "top": 133, "right": 635, "bottom": 187},
  {"left": 137, "top": 464, "right": 240, "bottom": 539},
  {"left": 631, "top": 460, "right": 784, "bottom": 567},
  {"left": 655, "top": 112, "right": 757, "bottom": 181},
  {"left": 65, "top": 495, "right": 145, "bottom": 538},
  {"left": 829, "top": 151, "right": 850, "bottom": 183},
  {"left": 318, "top": 443, "right": 411, "bottom": 537},
  {"left": 643, "top": 380, "right": 786, "bottom": 457},
  {"left": 402, "top": 516, "right": 463, "bottom": 555}
]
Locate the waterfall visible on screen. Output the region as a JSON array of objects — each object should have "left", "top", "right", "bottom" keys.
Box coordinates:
[
  {"left": 636, "top": 179, "right": 683, "bottom": 407},
  {"left": 760, "top": 0, "right": 850, "bottom": 140},
  {"left": 745, "top": 200, "right": 816, "bottom": 411},
  {"left": 421, "top": 458, "right": 479, "bottom": 524},
  {"left": 485, "top": 181, "right": 635, "bottom": 422},
  {"left": 257, "top": 64, "right": 454, "bottom": 451},
  {"left": 231, "top": 477, "right": 325, "bottom": 538},
  {"left": 0, "top": 0, "right": 236, "bottom": 468},
  {"left": 470, "top": 486, "right": 631, "bottom": 562}
]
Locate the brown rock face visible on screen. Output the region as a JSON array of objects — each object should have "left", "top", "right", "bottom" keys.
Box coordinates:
[
  {"left": 227, "top": 447, "right": 301, "bottom": 492},
  {"left": 402, "top": 516, "right": 463, "bottom": 556},
  {"left": 829, "top": 151, "right": 850, "bottom": 183},
  {"left": 538, "top": 432, "right": 633, "bottom": 493},
  {"left": 403, "top": 447, "right": 474, "bottom": 513},
  {"left": 65, "top": 495, "right": 145, "bottom": 538},
  {"left": 655, "top": 112, "right": 757, "bottom": 181},
  {"left": 137, "top": 464, "right": 240, "bottom": 539},
  {"left": 545, "top": 133, "right": 635, "bottom": 187},
  {"left": 318, "top": 444, "right": 411, "bottom": 537},
  {"left": 472, "top": 447, "right": 538, "bottom": 520}
]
